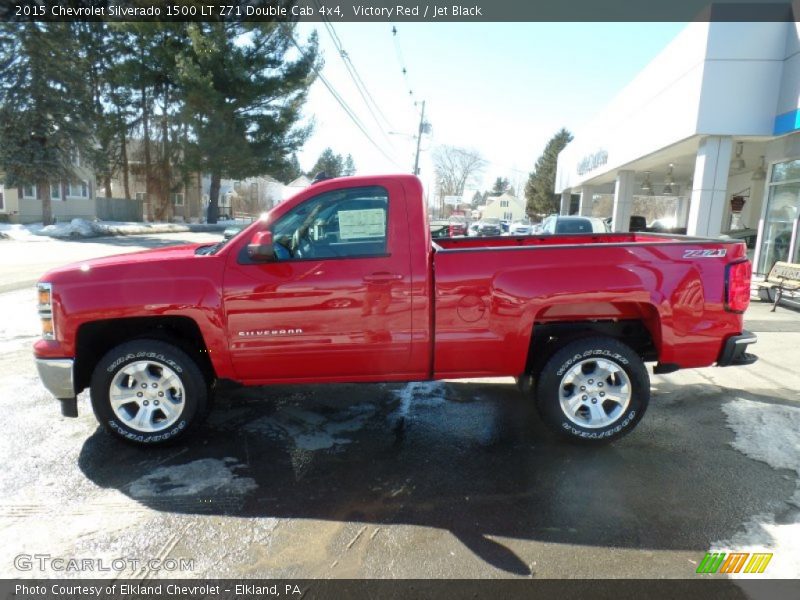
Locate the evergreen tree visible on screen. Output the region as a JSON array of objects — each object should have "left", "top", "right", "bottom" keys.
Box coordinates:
[
  {"left": 525, "top": 128, "right": 573, "bottom": 216},
  {"left": 275, "top": 153, "right": 303, "bottom": 183},
  {"left": 0, "top": 22, "right": 90, "bottom": 224},
  {"left": 180, "top": 23, "right": 318, "bottom": 223},
  {"left": 470, "top": 190, "right": 483, "bottom": 209},
  {"left": 309, "top": 147, "right": 356, "bottom": 178},
  {"left": 491, "top": 177, "right": 510, "bottom": 195},
  {"left": 343, "top": 154, "right": 356, "bottom": 176}
]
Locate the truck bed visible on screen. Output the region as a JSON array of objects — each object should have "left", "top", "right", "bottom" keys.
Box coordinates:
[{"left": 430, "top": 232, "right": 748, "bottom": 379}]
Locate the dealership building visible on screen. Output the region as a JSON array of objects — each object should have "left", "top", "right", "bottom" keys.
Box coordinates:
[{"left": 555, "top": 20, "right": 800, "bottom": 275}]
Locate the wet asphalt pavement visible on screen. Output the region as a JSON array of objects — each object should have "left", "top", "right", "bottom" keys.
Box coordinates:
[{"left": 1, "top": 234, "right": 799, "bottom": 581}]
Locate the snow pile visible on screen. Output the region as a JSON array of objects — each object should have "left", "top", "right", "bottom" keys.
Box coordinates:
[
  {"left": 32, "top": 218, "right": 230, "bottom": 239},
  {"left": 0, "top": 223, "right": 50, "bottom": 242},
  {"left": 37, "top": 218, "right": 95, "bottom": 239},
  {"left": 0, "top": 219, "right": 232, "bottom": 241},
  {"left": 714, "top": 398, "right": 800, "bottom": 578}
]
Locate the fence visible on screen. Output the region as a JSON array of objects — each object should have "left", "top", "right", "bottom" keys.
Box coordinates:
[{"left": 95, "top": 197, "right": 143, "bottom": 222}]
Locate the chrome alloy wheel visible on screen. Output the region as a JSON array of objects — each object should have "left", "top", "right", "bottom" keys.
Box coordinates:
[
  {"left": 109, "top": 360, "right": 185, "bottom": 433},
  {"left": 558, "top": 358, "right": 631, "bottom": 429}
]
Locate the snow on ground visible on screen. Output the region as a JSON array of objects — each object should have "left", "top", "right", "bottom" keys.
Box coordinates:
[
  {"left": 0, "top": 223, "right": 50, "bottom": 242},
  {"left": 0, "top": 218, "right": 233, "bottom": 241},
  {"left": 127, "top": 458, "right": 257, "bottom": 498},
  {"left": 713, "top": 398, "right": 800, "bottom": 578},
  {"left": 0, "top": 288, "right": 40, "bottom": 354},
  {"left": 392, "top": 381, "right": 448, "bottom": 421}
]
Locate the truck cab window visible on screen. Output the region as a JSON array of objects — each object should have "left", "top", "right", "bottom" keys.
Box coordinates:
[{"left": 272, "top": 186, "right": 389, "bottom": 260}]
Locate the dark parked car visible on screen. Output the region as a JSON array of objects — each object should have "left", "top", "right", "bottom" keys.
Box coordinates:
[{"left": 720, "top": 228, "right": 758, "bottom": 262}]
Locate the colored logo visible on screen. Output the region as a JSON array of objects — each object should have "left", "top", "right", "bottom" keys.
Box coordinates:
[{"left": 696, "top": 552, "right": 773, "bottom": 574}]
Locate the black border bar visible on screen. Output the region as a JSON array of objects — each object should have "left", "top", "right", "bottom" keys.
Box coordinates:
[
  {"left": 3, "top": 579, "right": 800, "bottom": 600},
  {"left": 2, "top": 1, "right": 798, "bottom": 22}
]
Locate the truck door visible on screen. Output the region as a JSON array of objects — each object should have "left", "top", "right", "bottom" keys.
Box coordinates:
[{"left": 222, "top": 182, "right": 414, "bottom": 381}]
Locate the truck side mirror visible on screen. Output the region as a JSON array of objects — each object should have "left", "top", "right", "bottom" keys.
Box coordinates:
[{"left": 247, "top": 230, "right": 275, "bottom": 261}]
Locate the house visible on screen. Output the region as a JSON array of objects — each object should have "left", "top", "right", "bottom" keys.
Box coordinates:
[
  {"left": 0, "top": 150, "right": 97, "bottom": 224},
  {"left": 280, "top": 175, "right": 311, "bottom": 203},
  {"left": 108, "top": 139, "right": 203, "bottom": 222},
  {"left": 201, "top": 175, "right": 286, "bottom": 218},
  {"left": 479, "top": 193, "right": 526, "bottom": 222}
]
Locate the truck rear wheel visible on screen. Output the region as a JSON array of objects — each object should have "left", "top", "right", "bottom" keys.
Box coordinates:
[
  {"left": 90, "top": 339, "right": 208, "bottom": 445},
  {"left": 535, "top": 336, "right": 649, "bottom": 443}
]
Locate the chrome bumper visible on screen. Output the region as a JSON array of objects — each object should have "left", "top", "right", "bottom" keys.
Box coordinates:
[{"left": 35, "top": 358, "right": 78, "bottom": 417}]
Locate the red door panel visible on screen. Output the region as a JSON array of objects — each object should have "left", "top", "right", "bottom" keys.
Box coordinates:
[{"left": 222, "top": 182, "right": 413, "bottom": 382}]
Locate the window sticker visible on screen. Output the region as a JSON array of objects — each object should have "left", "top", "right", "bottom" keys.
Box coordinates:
[{"left": 338, "top": 208, "right": 386, "bottom": 240}]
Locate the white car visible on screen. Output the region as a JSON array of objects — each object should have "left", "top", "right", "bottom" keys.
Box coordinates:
[
  {"left": 510, "top": 220, "right": 532, "bottom": 235},
  {"left": 540, "top": 216, "right": 610, "bottom": 234}
]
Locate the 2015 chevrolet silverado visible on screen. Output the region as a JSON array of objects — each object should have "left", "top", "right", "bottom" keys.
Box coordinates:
[{"left": 33, "top": 175, "right": 757, "bottom": 446}]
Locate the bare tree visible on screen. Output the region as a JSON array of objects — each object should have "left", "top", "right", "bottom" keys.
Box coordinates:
[{"left": 432, "top": 145, "right": 487, "bottom": 197}]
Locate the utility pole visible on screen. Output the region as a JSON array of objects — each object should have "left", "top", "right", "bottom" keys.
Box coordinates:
[{"left": 413, "top": 100, "right": 425, "bottom": 176}]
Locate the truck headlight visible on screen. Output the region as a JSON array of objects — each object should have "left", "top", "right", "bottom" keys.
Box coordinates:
[{"left": 37, "top": 283, "right": 55, "bottom": 340}]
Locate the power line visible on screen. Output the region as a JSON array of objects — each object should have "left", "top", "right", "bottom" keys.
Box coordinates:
[
  {"left": 281, "top": 25, "right": 398, "bottom": 167},
  {"left": 391, "top": 25, "right": 420, "bottom": 114},
  {"left": 311, "top": 8, "right": 395, "bottom": 143}
]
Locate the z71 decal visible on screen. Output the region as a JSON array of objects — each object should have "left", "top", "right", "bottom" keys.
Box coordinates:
[{"left": 683, "top": 249, "right": 727, "bottom": 258}]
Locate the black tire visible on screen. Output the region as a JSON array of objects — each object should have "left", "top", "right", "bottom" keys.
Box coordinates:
[
  {"left": 90, "top": 339, "right": 208, "bottom": 445},
  {"left": 535, "top": 336, "right": 649, "bottom": 443}
]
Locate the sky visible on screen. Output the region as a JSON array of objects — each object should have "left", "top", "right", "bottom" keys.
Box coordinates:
[{"left": 292, "top": 22, "right": 687, "bottom": 198}]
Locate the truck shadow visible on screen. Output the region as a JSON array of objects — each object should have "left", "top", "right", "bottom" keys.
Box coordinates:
[{"left": 77, "top": 380, "right": 794, "bottom": 575}]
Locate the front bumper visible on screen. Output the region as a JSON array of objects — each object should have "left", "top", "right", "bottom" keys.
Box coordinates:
[
  {"left": 35, "top": 358, "right": 78, "bottom": 417},
  {"left": 717, "top": 330, "right": 758, "bottom": 367}
]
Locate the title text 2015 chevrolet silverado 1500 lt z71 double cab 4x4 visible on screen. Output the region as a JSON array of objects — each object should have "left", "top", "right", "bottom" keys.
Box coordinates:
[{"left": 33, "top": 175, "right": 757, "bottom": 446}]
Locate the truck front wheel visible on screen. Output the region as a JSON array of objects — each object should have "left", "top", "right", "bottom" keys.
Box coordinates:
[
  {"left": 535, "top": 337, "right": 649, "bottom": 443},
  {"left": 90, "top": 339, "right": 208, "bottom": 445}
]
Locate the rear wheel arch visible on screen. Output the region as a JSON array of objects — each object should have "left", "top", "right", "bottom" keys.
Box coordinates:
[{"left": 524, "top": 306, "right": 660, "bottom": 379}]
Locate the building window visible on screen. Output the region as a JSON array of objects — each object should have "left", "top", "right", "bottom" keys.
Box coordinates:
[
  {"left": 171, "top": 193, "right": 184, "bottom": 206},
  {"left": 51, "top": 185, "right": 61, "bottom": 201},
  {"left": 23, "top": 185, "right": 36, "bottom": 199},
  {"left": 68, "top": 181, "right": 89, "bottom": 198},
  {"left": 504, "top": 211, "right": 513, "bottom": 220},
  {"left": 69, "top": 148, "right": 81, "bottom": 167},
  {"left": 756, "top": 158, "right": 800, "bottom": 274},
  {"left": 500, "top": 200, "right": 509, "bottom": 207}
]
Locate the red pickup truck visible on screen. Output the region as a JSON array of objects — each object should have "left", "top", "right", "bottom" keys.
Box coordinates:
[{"left": 33, "top": 175, "right": 756, "bottom": 446}]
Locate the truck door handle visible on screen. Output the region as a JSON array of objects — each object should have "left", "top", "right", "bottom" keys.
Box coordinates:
[{"left": 363, "top": 272, "right": 403, "bottom": 283}]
